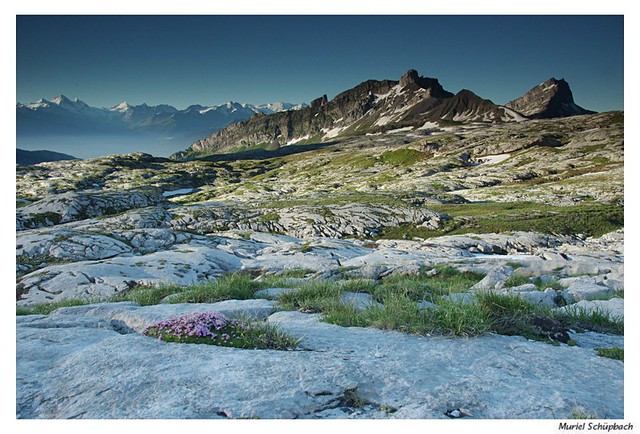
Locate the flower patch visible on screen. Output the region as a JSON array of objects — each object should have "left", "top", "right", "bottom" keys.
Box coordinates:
[{"left": 143, "top": 311, "right": 299, "bottom": 350}]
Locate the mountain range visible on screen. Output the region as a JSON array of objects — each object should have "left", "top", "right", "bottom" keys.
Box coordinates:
[
  {"left": 181, "top": 70, "right": 594, "bottom": 158},
  {"left": 16, "top": 96, "right": 307, "bottom": 138},
  {"left": 17, "top": 69, "right": 594, "bottom": 160}
]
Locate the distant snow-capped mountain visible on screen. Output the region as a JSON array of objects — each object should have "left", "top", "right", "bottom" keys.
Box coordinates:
[
  {"left": 17, "top": 96, "right": 307, "bottom": 137},
  {"left": 254, "top": 102, "right": 308, "bottom": 114}
]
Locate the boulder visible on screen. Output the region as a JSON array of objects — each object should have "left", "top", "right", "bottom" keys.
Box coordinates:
[
  {"left": 562, "top": 282, "right": 614, "bottom": 304},
  {"left": 568, "top": 331, "right": 624, "bottom": 350},
  {"left": 509, "top": 289, "right": 558, "bottom": 308},
  {"left": 561, "top": 298, "right": 624, "bottom": 321},
  {"left": 254, "top": 287, "right": 300, "bottom": 299},
  {"left": 340, "top": 292, "right": 381, "bottom": 311},
  {"left": 417, "top": 300, "right": 437, "bottom": 310},
  {"left": 504, "top": 283, "right": 537, "bottom": 293},
  {"left": 346, "top": 264, "right": 391, "bottom": 280},
  {"left": 595, "top": 272, "right": 624, "bottom": 291},
  {"left": 471, "top": 266, "right": 514, "bottom": 291}
]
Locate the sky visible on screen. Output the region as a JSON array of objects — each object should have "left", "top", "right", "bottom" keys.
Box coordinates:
[{"left": 16, "top": 15, "right": 624, "bottom": 112}]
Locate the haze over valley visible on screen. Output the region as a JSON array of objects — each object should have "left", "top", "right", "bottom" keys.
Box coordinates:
[{"left": 17, "top": 97, "right": 307, "bottom": 158}]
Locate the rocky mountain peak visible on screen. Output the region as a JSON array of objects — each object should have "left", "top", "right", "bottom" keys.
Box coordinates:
[
  {"left": 399, "top": 69, "right": 420, "bottom": 87},
  {"left": 455, "top": 89, "right": 481, "bottom": 99},
  {"left": 51, "top": 95, "right": 73, "bottom": 106},
  {"left": 540, "top": 77, "right": 573, "bottom": 98},
  {"left": 310, "top": 94, "right": 329, "bottom": 109},
  {"left": 506, "top": 77, "right": 594, "bottom": 119},
  {"left": 111, "top": 101, "right": 132, "bottom": 112},
  {"left": 399, "top": 69, "right": 453, "bottom": 99}
]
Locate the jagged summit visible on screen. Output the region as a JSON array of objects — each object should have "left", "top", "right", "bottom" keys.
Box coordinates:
[
  {"left": 506, "top": 78, "right": 595, "bottom": 119},
  {"left": 48, "top": 95, "right": 88, "bottom": 108},
  {"left": 111, "top": 101, "right": 132, "bottom": 112},
  {"left": 399, "top": 69, "right": 419, "bottom": 87},
  {"left": 51, "top": 95, "right": 71, "bottom": 105},
  {"left": 399, "top": 69, "right": 453, "bottom": 98}
]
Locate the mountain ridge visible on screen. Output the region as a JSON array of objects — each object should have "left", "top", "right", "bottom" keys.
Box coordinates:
[
  {"left": 16, "top": 148, "right": 78, "bottom": 165},
  {"left": 181, "top": 69, "right": 589, "bottom": 158}
]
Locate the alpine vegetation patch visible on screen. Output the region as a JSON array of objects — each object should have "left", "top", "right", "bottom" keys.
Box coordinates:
[
  {"left": 596, "top": 347, "right": 624, "bottom": 361},
  {"left": 143, "top": 311, "right": 300, "bottom": 350}
]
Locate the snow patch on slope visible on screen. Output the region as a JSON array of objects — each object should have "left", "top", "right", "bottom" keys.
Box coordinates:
[
  {"left": 374, "top": 115, "right": 394, "bottom": 127},
  {"left": 286, "top": 134, "right": 311, "bottom": 146},
  {"left": 418, "top": 121, "right": 440, "bottom": 130},
  {"left": 477, "top": 153, "right": 511, "bottom": 165},
  {"left": 500, "top": 107, "right": 528, "bottom": 122},
  {"left": 322, "top": 125, "right": 348, "bottom": 139},
  {"left": 386, "top": 126, "right": 415, "bottom": 134}
]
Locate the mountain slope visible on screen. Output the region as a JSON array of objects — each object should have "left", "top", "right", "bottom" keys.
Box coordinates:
[
  {"left": 182, "top": 69, "right": 532, "bottom": 157},
  {"left": 506, "top": 78, "right": 595, "bottom": 119}
]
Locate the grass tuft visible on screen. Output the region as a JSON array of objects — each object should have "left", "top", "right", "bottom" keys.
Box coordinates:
[
  {"left": 565, "top": 305, "right": 624, "bottom": 335},
  {"left": 503, "top": 274, "right": 530, "bottom": 288},
  {"left": 373, "top": 268, "right": 484, "bottom": 303},
  {"left": 111, "top": 283, "right": 185, "bottom": 306},
  {"left": 363, "top": 294, "right": 427, "bottom": 333},
  {"left": 426, "top": 299, "right": 492, "bottom": 337},
  {"left": 531, "top": 277, "right": 564, "bottom": 291},
  {"left": 16, "top": 298, "right": 94, "bottom": 316},
  {"left": 572, "top": 408, "right": 598, "bottom": 419},
  {"left": 278, "top": 281, "right": 343, "bottom": 313},
  {"left": 595, "top": 347, "right": 624, "bottom": 361},
  {"left": 111, "top": 272, "right": 304, "bottom": 305},
  {"left": 477, "top": 292, "right": 569, "bottom": 343}
]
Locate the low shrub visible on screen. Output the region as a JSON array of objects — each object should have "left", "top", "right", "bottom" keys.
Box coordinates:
[{"left": 531, "top": 276, "right": 564, "bottom": 291}]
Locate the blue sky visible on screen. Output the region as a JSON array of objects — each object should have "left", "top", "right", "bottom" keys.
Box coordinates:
[{"left": 16, "top": 15, "right": 624, "bottom": 112}]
